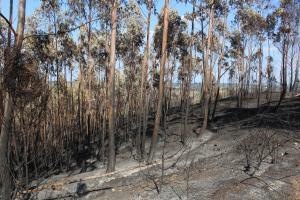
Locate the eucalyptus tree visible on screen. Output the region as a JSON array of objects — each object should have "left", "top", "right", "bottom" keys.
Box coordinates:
[
  {"left": 0, "top": 2, "right": 10, "bottom": 134},
  {"left": 40, "top": 0, "right": 63, "bottom": 120},
  {"left": 153, "top": 9, "right": 184, "bottom": 57},
  {"left": 177, "top": 30, "right": 189, "bottom": 144},
  {"left": 164, "top": 10, "right": 189, "bottom": 143},
  {"left": 117, "top": 0, "right": 145, "bottom": 159},
  {"left": 92, "top": 33, "right": 110, "bottom": 161},
  {"left": 26, "top": 13, "right": 55, "bottom": 84},
  {"left": 265, "top": 53, "right": 275, "bottom": 102},
  {"left": 239, "top": 9, "right": 266, "bottom": 107},
  {"left": 153, "top": 8, "right": 188, "bottom": 78},
  {"left": 148, "top": 0, "right": 169, "bottom": 164},
  {"left": 138, "top": 0, "right": 154, "bottom": 160},
  {"left": 67, "top": 0, "right": 94, "bottom": 141},
  {"left": 255, "top": 0, "right": 272, "bottom": 107},
  {"left": 211, "top": 0, "right": 229, "bottom": 119},
  {"left": 272, "top": 0, "right": 300, "bottom": 107},
  {"left": 265, "top": 13, "right": 276, "bottom": 102},
  {"left": 152, "top": 8, "right": 188, "bottom": 145},
  {"left": 181, "top": 1, "right": 197, "bottom": 145},
  {"left": 292, "top": 44, "right": 300, "bottom": 92},
  {"left": 0, "top": 0, "right": 27, "bottom": 198},
  {"left": 289, "top": 37, "right": 297, "bottom": 92},
  {"left": 86, "top": 0, "right": 95, "bottom": 138},
  {"left": 228, "top": 30, "right": 245, "bottom": 107},
  {"left": 286, "top": 1, "right": 300, "bottom": 93},
  {"left": 28, "top": 1, "right": 85, "bottom": 170},
  {"left": 231, "top": 0, "right": 268, "bottom": 107},
  {"left": 193, "top": 1, "right": 208, "bottom": 105},
  {"left": 200, "top": 0, "right": 222, "bottom": 133},
  {"left": 107, "top": 0, "right": 118, "bottom": 172}
]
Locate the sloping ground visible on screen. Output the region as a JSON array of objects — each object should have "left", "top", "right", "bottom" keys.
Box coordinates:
[
  {"left": 52, "top": 127, "right": 298, "bottom": 200},
  {"left": 213, "top": 96, "right": 300, "bottom": 129},
  {"left": 17, "top": 129, "right": 214, "bottom": 200},
  {"left": 20, "top": 127, "right": 300, "bottom": 200},
  {"left": 86, "top": 128, "right": 300, "bottom": 200},
  {"left": 17, "top": 97, "right": 300, "bottom": 200}
]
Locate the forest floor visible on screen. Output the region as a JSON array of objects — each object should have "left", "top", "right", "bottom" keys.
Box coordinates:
[{"left": 21, "top": 95, "right": 300, "bottom": 200}]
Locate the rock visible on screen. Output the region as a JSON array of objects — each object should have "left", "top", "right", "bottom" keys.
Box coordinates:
[
  {"left": 243, "top": 165, "right": 250, "bottom": 173},
  {"left": 76, "top": 182, "right": 87, "bottom": 197}
]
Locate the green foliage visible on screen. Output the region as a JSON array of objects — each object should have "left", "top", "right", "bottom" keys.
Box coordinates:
[
  {"left": 237, "top": 8, "right": 267, "bottom": 36},
  {"left": 153, "top": 9, "right": 188, "bottom": 58},
  {"left": 229, "top": 31, "right": 244, "bottom": 57},
  {"left": 271, "top": 0, "right": 299, "bottom": 42}
]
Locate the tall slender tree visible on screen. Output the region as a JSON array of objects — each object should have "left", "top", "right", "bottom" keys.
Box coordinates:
[
  {"left": 1, "top": 0, "right": 26, "bottom": 198},
  {"left": 107, "top": 0, "right": 118, "bottom": 172},
  {"left": 147, "top": 0, "right": 169, "bottom": 164},
  {"left": 139, "top": 0, "right": 153, "bottom": 160},
  {"left": 200, "top": 0, "right": 215, "bottom": 134}
]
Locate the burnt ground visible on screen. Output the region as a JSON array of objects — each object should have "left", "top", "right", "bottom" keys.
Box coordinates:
[{"left": 19, "top": 96, "right": 300, "bottom": 200}]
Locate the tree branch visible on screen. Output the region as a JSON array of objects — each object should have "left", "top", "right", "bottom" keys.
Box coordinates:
[
  {"left": 220, "top": 66, "right": 231, "bottom": 78},
  {"left": 23, "top": 16, "right": 103, "bottom": 41},
  {"left": 0, "top": 12, "right": 17, "bottom": 37}
]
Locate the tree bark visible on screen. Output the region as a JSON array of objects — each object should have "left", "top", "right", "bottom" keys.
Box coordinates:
[
  {"left": 212, "top": 9, "right": 227, "bottom": 120},
  {"left": 183, "top": 2, "right": 195, "bottom": 145},
  {"left": 107, "top": 0, "right": 117, "bottom": 172},
  {"left": 266, "top": 40, "right": 272, "bottom": 102},
  {"left": 289, "top": 40, "right": 295, "bottom": 92},
  {"left": 200, "top": 3, "right": 214, "bottom": 134},
  {"left": 257, "top": 42, "right": 262, "bottom": 108},
  {"left": 147, "top": 0, "right": 169, "bottom": 164},
  {"left": 277, "top": 37, "right": 288, "bottom": 107},
  {"left": 138, "top": 0, "right": 152, "bottom": 161},
  {"left": 87, "top": 0, "right": 93, "bottom": 137},
  {"left": 0, "top": 93, "right": 13, "bottom": 199},
  {"left": 1, "top": 0, "right": 26, "bottom": 198},
  {"left": 292, "top": 49, "right": 300, "bottom": 92}
]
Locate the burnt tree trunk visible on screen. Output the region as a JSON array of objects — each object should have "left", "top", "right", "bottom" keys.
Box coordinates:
[
  {"left": 1, "top": 0, "right": 26, "bottom": 198},
  {"left": 107, "top": 0, "right": 118, "bottom": 172},
  {"left": 257, "top": 42, "right": 263, "bottom": 108},
  {"left": 200, "top": 2, "right": 215, "bottom": 134},
  {"left": 147, "top": 0, "right": 169, "bottom": 164}
]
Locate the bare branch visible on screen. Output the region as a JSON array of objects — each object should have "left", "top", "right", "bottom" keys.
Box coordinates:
[
  {"left": 23, "top": 16, "right": 102, "bottom": 41},
  {"left": 0, "top": 12, "right": 17, "bottom": 37}
]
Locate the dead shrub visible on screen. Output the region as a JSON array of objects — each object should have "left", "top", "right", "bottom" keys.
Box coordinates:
[{"left": 237, "top": 129, "right": 280, "bottom": 176}]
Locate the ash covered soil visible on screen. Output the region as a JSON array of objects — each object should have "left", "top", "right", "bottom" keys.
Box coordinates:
[{"left": 22, "top": 97, "right": 300, "bottom": 200}]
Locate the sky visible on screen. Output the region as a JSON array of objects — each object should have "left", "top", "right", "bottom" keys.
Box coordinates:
[
  {"left": 1, "top": 0, "right": 40, "bottom": 25},
  {"left": 0, "top": 0, "right": 192, "bottom": 31},
  {"left": 0, "top": 0, "right": 288, "bottom": 84}
]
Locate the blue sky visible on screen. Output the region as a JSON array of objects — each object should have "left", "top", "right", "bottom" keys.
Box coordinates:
[
  {"left": 1, "top": 0, "right": 40, "bottom": 25},
  {"left": 0, "top": 0, "right": 192, "bottom": 30},
  {"left": 1, "top": 0, "right": 286, "bottom": 84}
]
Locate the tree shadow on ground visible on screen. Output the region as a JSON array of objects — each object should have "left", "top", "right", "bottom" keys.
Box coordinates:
[{"left": 212, "top": 96, "right": 300, "bottom": 130}]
